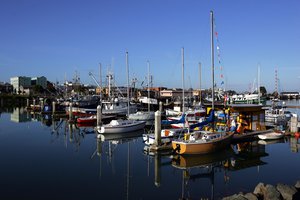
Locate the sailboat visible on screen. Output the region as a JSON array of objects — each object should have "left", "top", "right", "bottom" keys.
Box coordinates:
[
  {"left": 171, "top": 11, "right": 233, "bottom": 155},
  {"left": 96, "top": 52, "right": 146, "bottom": 134},
  {"left": 128, "top": 61, "right": 155, "bottom": 123}
]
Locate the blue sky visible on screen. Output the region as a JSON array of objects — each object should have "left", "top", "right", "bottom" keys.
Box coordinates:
[{"left": 0, "top": 0, "right": 299, "bottom": 93}]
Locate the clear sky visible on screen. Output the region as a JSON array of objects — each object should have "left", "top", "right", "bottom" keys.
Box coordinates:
[{"left": 0, "top": 0, "right": 299, "bottom": 93}]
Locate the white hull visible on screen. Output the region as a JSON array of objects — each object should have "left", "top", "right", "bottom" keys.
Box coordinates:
[
  {"left": 143, "top": 128, "right": 186, "bottom": 146},
  {"left": 97, "top": 120, "right": 146, "bottom": 134},
  {"left": 258, "top": 131, "right": 284, "bottom": 140},
  {"left": 128, "top": 111, "right": 155, "bottom": 121}
]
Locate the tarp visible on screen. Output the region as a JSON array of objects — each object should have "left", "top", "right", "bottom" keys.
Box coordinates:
[
  {"left": 189, "top": 109, "right": 215, "bottom": 130},
  {"left": 161, "top": 114, "right": 185, "bottom": 125}
]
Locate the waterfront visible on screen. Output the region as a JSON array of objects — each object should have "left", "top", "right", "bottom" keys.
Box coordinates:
[{"left": 0, "top": 101, "right": 300, "bottom": 199}]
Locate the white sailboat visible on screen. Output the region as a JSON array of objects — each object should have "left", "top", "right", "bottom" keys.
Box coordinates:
[
  {"left": 97, "top": 52, "right": 146, "bottom": 134},
  {"left": 128, "top": 61, "right": 155, "bottom": 122}
]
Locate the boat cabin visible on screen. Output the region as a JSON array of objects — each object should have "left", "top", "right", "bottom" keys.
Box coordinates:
[{"left": 228, "top": 104, "right": 266, "bottom": 131}]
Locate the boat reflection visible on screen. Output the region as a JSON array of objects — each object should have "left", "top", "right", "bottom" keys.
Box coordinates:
[
  {"left": 170, "top": 141, "right": 269, "bottom": 199},
  {"left": 228, "top": 141, "right": 268, "bottom": 172},
  {"left": 93, "top": 129, "right": 144, "bottom": 200},
  {"left": 258, "top": 138, "right": 285, "bottom": 145},
  {"left": 289, "top": 136, "right": 300, "bottom": 153},
  {"left": 172, "top": 150, "right": 233, "bottom": 200}
]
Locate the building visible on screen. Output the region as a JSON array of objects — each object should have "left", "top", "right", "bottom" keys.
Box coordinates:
[
  {"left": 0, "top": 82, "right": 13, "bottom": 93},
  {"left": 10, "top": 76, "right": 48, "bottom": 94},
  {"left": 31, "top": 76, "right": 47, "bottom": 89},
  {"left": 10, "top": 76, "right": 31, "bottom": 94}
]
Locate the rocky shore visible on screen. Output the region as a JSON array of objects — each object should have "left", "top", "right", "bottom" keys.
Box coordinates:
[{"left": 223, "top": 181, "right": 300, "bottom": 200}]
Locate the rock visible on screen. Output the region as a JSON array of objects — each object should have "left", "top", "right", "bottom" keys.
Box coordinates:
[
  {"left": 222, "top": 194, "right": 247, "bottom": 200},
  {"left": 264, "top": 184, "right": 281, "bottom": 200},
  {"left": 253, "top": 182, "right": 265, "bottom": 196},
  {"left": 243, "top": 193, "right": 258, "bottom": 200},
  {"left": 295, "top": 180, "right": 300, "bottom": 189},
  {"left": 276, "top": 183, "right": 297, "bottom": 200}
]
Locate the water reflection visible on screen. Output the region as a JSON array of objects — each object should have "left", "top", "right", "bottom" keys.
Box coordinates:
[{"left": 172, "top": 150, "right": 233, "bottom": 199}]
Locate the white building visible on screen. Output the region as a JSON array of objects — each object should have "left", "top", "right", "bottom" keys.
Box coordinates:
[
  {"left": 10, "top": 76, "right": 48, "bottom": 94},
  {"left": 10, "top": 76, "right": 31, "bottom": 93}
]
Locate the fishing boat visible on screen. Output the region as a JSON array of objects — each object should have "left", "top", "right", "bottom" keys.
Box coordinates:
[
  {"left": 258, "top": 130, "right": 285, "bottom": 140},
  {"left": 97, "top": 52, "right": 146, "bottom": 134},
  {"left": 128, "top": 61, "right": 155, "bottom": 123}
]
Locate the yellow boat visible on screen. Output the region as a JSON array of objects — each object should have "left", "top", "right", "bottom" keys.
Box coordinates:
[{"left": 172, "top": 131, "right": 234, "bottom": 155}]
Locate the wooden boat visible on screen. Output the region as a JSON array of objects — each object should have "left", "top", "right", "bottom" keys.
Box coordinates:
[
  {"left": 258, "top": 130, "right": 285, "bottom": 140},
  {"left": 97, "top": 119, "right": 146, "bottom": 134},
  {"left": 172, "top": 131, "right": 234, "bottom": 155}
]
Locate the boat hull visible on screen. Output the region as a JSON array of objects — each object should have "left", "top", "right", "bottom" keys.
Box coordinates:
[
  {"left": 98, "top": 120, "right": 146, "bottom": 134},
  {"left": 172, "top": 132, "right": 233, "bottom": 155},
  {"left": 258, "top": 132, "right": 284, "bottom": 140}
]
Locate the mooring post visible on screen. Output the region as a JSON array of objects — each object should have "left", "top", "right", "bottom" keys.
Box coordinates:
[
  {"left": 40, "top": 99, "right": 44, "bottom": 112},
  {"left": 154, "top": 111, "right": 161, "bottom": 146},
  {"left": 154, "top": 153, "right": 161, "bottom": 187},
  {"left": 69, "top": 102, "right": 73, "bottom": 120},
  {"left": 52, "top": 101, "right": 56, "bottom": 115},
  {"left": 26, "top": 99, "right": 29, "bottom": 108},
  {"left": 290, "top": 115, "right": 298, "bottom": 133},
  {"left": 159, "top": 101, "right": 163, "bottom": 112},
  {"left": 97, "top": 105, "right": 102, "bottom": 127},
  {"left": 33, "top": 99, "right": 36, "bottom": 111}
]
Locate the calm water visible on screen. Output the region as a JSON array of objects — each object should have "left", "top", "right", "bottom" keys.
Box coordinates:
[{"left": 0, "top": 100, "right": 300, "bottom": 200}]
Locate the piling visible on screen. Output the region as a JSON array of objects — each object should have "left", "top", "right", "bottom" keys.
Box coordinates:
[
  {"left": 97, "top": 105, "right": 102, "bottom": 127},
  {"left": 159, "top": 101, "right": 163, "bottom": 112},
  {"left": 290, "top": 115, "right": 298, "bottom": 133},
  {"left": 52, "top": 101, "right": 56, "bottom": 115},
  {"left": 69, "top": 103, "right": 73, "bottom": 120},
  {"left": 40, "top": 100, "right": 44, "bottom": 112},
  {"left": 26, "top": 99, "right": 29, "bottom": 108},
  {"left": 154, "top": 111, "right": 162, "bottom": 146},
  {"left": 33, "top": 99, "right": 36, "bottom": 110},
  {"left": 154, "top": 154, "right": 161, "bottom": 187}
]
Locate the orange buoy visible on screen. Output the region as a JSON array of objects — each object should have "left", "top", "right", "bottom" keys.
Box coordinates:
[{"left": 295, "top": 132, "right": 300, "bottom": 138}]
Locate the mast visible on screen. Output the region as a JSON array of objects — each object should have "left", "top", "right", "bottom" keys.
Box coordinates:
[
  {"left": 126, "top": 51, "right": 130, "bottom": 117},
  {"left": 210, "top": 11, "right": 215, "bottom": 110},
  {"left": 99, "top": 63, "right": 102, "bottom": 101},
  {"left": 182, "top": 47, "right": 185, "bottom": 114},
  {"left": 258, "top": 64, "right": 261, "bottom": 104},
  {"left": 199, "top": 62, "right": 202, "bottom": 104},
  {"left": 147, "top": 61, "right": 151, "bottom": 112}
]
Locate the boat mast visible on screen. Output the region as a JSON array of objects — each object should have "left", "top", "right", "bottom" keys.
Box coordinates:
[
  {"left": 126, "top": 51, "right": 130, "bottom": 117},
  {"left": 99, "top": 63, "right": 102, "bottom": 101},
  {"left": 210, "top": 11, "right": 215, "bottom": 110},
  {"left": 147, "top": 61, "right": 151, "bottom": 112},
  {"left": 199, "top": 62, "right": 202, "bottom": 105},
  {"left": 258, "top": 63, "right": 261, "bottom": 104},
  {"left": 182, "top": 47, "right": 185, "bottom": 114}
]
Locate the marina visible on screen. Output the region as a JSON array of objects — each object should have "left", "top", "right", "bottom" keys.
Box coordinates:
[
  {"left": 1, "top": 1, "right": 300, "bottom": 199},
  {"left": 0, "top": 99, "right": 300, "bottom": 199}
]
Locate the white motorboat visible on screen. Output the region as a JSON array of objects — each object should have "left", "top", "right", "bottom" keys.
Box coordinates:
[
  {"left": 143, "top": 128, "right": 188, "bottom": 146},
  {"left": 97, "top": 119, "right": 146, "bottom": 134},
  {"left": 258, "top": 131, "right": 285, "bottom": 140}
]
